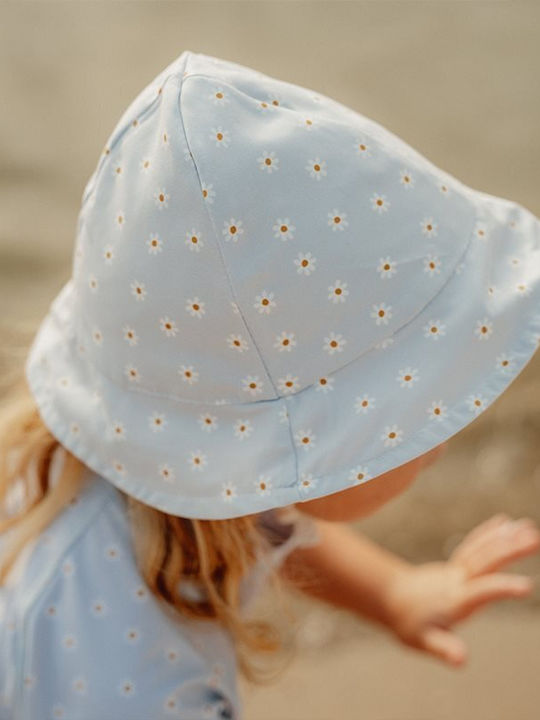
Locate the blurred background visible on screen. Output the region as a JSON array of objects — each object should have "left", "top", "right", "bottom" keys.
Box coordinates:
[{"left": 1, "top": 2, "right": 539, "bottom": 718}]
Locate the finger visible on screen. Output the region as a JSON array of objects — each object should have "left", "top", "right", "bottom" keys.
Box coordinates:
[
  {"left": 449, "top": 514, "right": 511, "bottom": 564},
  {"left": 454, "top": 523, "right": 540, "bottom": 578},
  {"left": 456, "top": 573, "right": 534, "bottom": 621},
  {"left": 417, "top": 626, "right": 468, "bottom": 667}
]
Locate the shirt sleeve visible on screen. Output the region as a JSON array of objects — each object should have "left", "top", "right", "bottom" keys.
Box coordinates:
[{"left": 239, "top": 505, "right": 321, "bottom": 611}]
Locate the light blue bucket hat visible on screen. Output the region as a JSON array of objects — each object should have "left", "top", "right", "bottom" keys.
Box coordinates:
[{"left": 25, "top": 49, "right": 540, "bottom": 519}]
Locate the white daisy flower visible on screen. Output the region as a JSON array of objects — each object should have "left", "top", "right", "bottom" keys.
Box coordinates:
[
  {"left": 495, "top": 353, "right": 515, "bottom": 374},
  {"left": 278, "top": 374, "right": 300, "bottom": 394},
  {"left": 273, "top": 218, "right": 296, "bottom": 241},
  {"left": 227, "top": 334, "right": 249, "bottom": 352},
  {"left": 254, "top": 290, "right": 277, "bottom": 313},
  {"left": 209, "top": 87, "right": 230, "bottom": 106},
  {"left": 439, "top": 182, "right": 450, "bottom": 195},
  {"left": 125, "top": 364, "right": 142, "bottom": 383},
  {"left": 377, "top": 257, "right": 398, "bottom": 279},
  {"left": 185, "top": 297, "right": 206, "bottom": 318},
  {"left": 130, "top": 281, "right": 147, "bottom": 301},
  {"left": 188, "top": 451, "right": 207, "bottom": 471},
  {"left": 154, "top": 188, "right": 170, "bottom": 209},
  {"left": 185, "top": 229, "right": 204, "bottom": 252},
  {"left": 423, "top": 320, "right": 446, "bottom": 340},
  {"left": 88, "top": 274, "right": 99, "bottom": 292},
  {"left": 355, "top": 394, "right": 376, "bottom": 414},
  {"left": 92, "top": 328, "right": 103, "bottom": 345},
  {"left": 299, "top": 116, "right": 315, "bottom": 131},
  {"left": 295, "top": 429, "right": 316, "bottom": 451},
  {"left": 274, "top": 331, "right": 297, "bottom": 352},
  {"left": 161, "top": 129, "right": 169, "bottom": 144},
  {"left": 52, "top": 704, "right": 66, "bottom": 718},
  {"left": 328, "top": 280, "right": 349, "bottom": 303},
  {"left": 371, "top": 302, "right": 393, "bottom": 326},
  {"left": 133, "top": 585, "right": 148, "bottom": 602},
  {"left": 396, "top": 367, "right": 420, "bottom": 388},
  {"left": 242, "top": 375, "right": 264, "bottom": 396},
  {"left": 400, "top": 169, "right": 414, "bottom": 189},
  {"left": 427, "top": 400, "right": 448, "bottom": 421},
  {"left": 222, "top": 218, "right": 244, "bottom": 242},
  {"left": 315, "top": 376, "right": 335, "bottom": 393},
  {"left": 91, "top": 599, "right": 108, "bottom": 618},
  {"left": 420, "top": 217, "right": 438, "bottom": 237},
  {"left": 111, "top": 421, "right": 127, "bottom": 441},
  {"left": 201, "top": 182, "right": 216, "bottom": 204},
  {"left": 516, "top": 282, "right": 532, "bottom": 297},
  {"left": 298, "top": 473, "right": 318, "bottom": 494},
  {"left": 424, "top": 254, "right": 442, "bottom": 276},
  {"left": 467, "top": 394, "right": 488, "bottom": 415},
  {"left": 327, "top": 209, "right": 349, "bottom": 231},
  {"left": 233, "top": 419, "right": 253, "bottom": 440},
  {"left": 122, "top": 325, "right": 139, "bottom": 346},
  {"left": 124, "top": 628, "right": 141, "bottom": 644},
  {"left": 112, "top": 459, "right": 126, "bottom": 476},
  {"left": 294, "top": 252, "right": 317, "bottom": 276},
  {"left": 118, "top": 680, "right": 135, "bottom": 697},
  {"left": 104, "top": 545, "right": 120, "bottom": 561},
  {"left": 474, "top": 318, "right": 494, "bottom": 340},
  {"left": 198, "top": 413, "right": 218, "bottom": 432},
  {"left": 255, "top": 475, "right": 272, "bottom": 496},
  {"left": 210, "top": 126, "right": 231, "bottom": 148},
  {"left": 112, "top": 161, "right": 123, "bottom": 176},
  {"left": 474, "top": 222, "right": 488, "bottom": 240},
  {"left": 348, "top": 466, "right": 372, "bottom": 484},
  {"left": 116, "top": 210, "right": 126, "bottom": 228},
  {"left": 62, "top": 558, "right": 76, "bottom": 575},
  {"left": 222, "top": 482, "right": 237, "bottom": 502},
  {"left": 257, "top": 150, "right": 280, "bottom": 173},
  {"left": 103, "top": 245, "right": 115, "bottom": 264},
  {"left": 382, "top": 424, "right": 404, "bottom": 447},
  {"left": 323, "top": 331, "right": 347, "bottom": 354},
  {"left": 354, "top": 138, "right": 372, "bottom": 157},
  {"left": 278, "top": 405, "right": 289, "bottom": 423},
  {"left": 306, "top": 157, "right": 327, "bottom": 181},
  {"left": 178, "top": 365, "right": 199, "bottom": 384},
  {"left": 149, "top": 412, "right": 167, "bottom": 432},
  {"left": 158, "top": 463, "right": 175, "bottom": 483},
  {"left": 160, "top": 316, "right": 178, "bottom": 337},
  {"left": 371, "top": 193, "right": 390, "bottom": 214},
  {"left": 508, "top": 257, "right": 521, "bottom": 269},
  {"left": 139, "top": 158, "right": 151, "bottom": 172},
  {"left": 62, "top": 633, "right": 77, "bottom": 649},
  {"left": 72, "top": 676, "right": 87, "bottom": 694},
  {"left": 146, "top": 233, "right": 163, "bottom": 255}
]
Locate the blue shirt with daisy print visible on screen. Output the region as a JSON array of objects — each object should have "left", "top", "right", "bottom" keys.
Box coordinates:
[{"left": 0, "top": 451, "right": 320, "bottom": 720}]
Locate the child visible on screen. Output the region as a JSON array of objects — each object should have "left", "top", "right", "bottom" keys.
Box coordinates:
[{"left": 1, "top": 48, "right": 539, "bottom": 720}]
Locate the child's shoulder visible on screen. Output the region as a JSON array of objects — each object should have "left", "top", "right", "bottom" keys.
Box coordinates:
[{"left": 0, "top": 465, "right": 240, "bottom": 719}]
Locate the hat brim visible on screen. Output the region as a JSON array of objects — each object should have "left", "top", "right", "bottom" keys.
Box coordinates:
[{"left": 25, "top": 188, "right": 540, "bottom": 519}]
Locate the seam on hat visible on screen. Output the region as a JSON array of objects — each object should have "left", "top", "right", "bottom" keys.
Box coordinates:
[{"left": 174, "top": 73, "right": 301, "bottom": 481}]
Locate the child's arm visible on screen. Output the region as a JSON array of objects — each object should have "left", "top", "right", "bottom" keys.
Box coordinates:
[{"left": 278, "top": 513, "right": 540, "bottom": 666}]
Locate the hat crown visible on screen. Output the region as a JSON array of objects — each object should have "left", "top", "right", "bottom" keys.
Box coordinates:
[{"left": 73, "top": 50, "right": 477, "bottom": 405}]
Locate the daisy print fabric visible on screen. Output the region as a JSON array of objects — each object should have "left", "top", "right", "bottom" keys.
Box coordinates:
[
  {"left": 0, "top": 461, "right": 241, "bottom": 720},
  {"left": 24, "top": 49, "right": 540, "bottom": 519}
]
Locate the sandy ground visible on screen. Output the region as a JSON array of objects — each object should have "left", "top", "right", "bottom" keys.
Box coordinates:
[{"left": 0, "top": 3, "right": 539, "bottom": 718}]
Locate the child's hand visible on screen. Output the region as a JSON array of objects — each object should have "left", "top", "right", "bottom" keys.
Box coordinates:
[{"left": 385, "top": 514, "right": 540, "bottom": 667}]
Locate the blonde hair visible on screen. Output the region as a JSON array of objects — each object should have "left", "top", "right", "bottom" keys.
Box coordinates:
[{"left": 0, "top": 337, "right": 305, "bottom": 686}]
